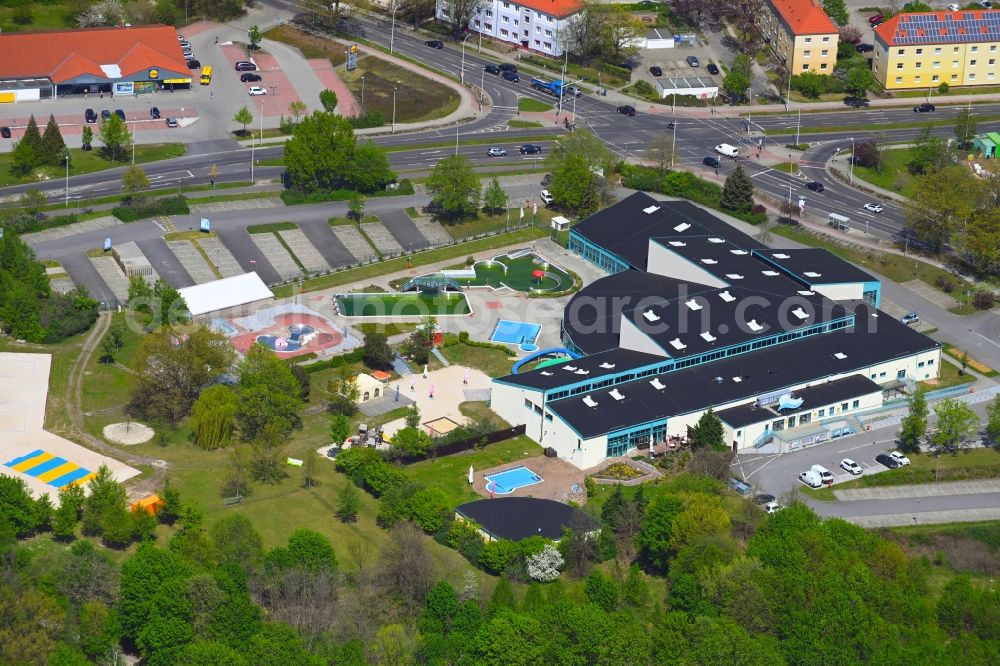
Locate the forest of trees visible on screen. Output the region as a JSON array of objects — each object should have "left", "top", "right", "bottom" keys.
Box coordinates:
[{"left": 3, "top": 468, "right": 998, "bottom": 665}]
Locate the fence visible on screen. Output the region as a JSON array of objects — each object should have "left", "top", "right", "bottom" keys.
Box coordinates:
[{"left": 391, "top": 424, "right": 527, "bottom": 465}]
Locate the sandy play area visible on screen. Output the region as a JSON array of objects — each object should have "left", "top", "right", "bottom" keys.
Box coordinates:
[{"left": 381, "top": 365, "right": 492, "bottom": 438}]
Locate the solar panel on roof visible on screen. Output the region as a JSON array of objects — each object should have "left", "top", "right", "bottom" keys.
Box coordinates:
[{"left": 887, "top": 10, "right": 1000, "bottom": 44}]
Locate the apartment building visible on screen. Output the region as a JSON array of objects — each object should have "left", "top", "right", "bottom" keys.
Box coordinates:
[
  {"left": 435, "top": 0, "right": 584, "bottom": 57},
  {"left": 760, "top": 0, "right": 840, "bottom": 74},
  {"left": 873, "top": 10, "right": 1000, "bottom": 90}
]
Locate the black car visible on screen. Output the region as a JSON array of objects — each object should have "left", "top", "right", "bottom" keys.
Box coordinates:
[
  {"left": 101, "top": 109, "right": 111, "bottom": 120},
  {"left": 856, "top": 43, "right": 875, "bottom": 53},
  {"left": 845, "top": 97, "right": 870, "bottom": 108},
  {"left": 805, "top": 181, "right": 824, "bottom": 192},
  {"left": 0, "top": 127, "right": 10, "bottom": 139},
  {"left": 241, "top": 73, "right": 262, "bottom": 82},
  {"left": 703, "top": 155, "right": 720, "bottom": 169},
  {"left": 501, "top": 71, "right": 519, "bottom": 82},
  {"left": 187, "top": 59, "right": 201, "bottom": 69},
  {"left": 649, "top": 65, "right": 662, "bottom": 76},
  {"left": 753, "top": 493, "right": 776, "bottom": 505},
  {"left": 85, "top": 108, "right": 98, "bottom": 123},
  {"left": 617, "top": 105, "right": 636, "bottom": 117},
  {"left": 424, "top": 40, "right": 444, "bottom": 49},
  {"left": 484, "top": 64, "right": 500, "bottom": 75},
  {"left": 914, "top": 103, "right": 936, "bottom": 113},
  {"left": 541, "top": 173, "right": 552, "bottom": 187},
  {"left": 520, "top": 144, "right": 542, "bottom": 154},
  {"left": 150, "top": 107, "right": 161, "bottom": 119},
  {"left": 114, "top": 109, "right": 126, "bottom": 121},
  {"left": 876, "top": 453, "right": 900, "bottom": 469},
  {"left": 499, "top": 63, "right": 517, "bottom": 73},
  {"left": 707, "top": 63, "right": 720, "bottom": 75}
]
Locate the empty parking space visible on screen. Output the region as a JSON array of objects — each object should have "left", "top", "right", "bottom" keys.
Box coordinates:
[
  {"left": 166, "top": 240, "right": 217, "bottom": 284},
  {"left": 89, "top": 256, "right": 129, "bottom": 302},
  {"left": 137, "top": 238, "right": 192, "bottom": 288},
  {"left": 330, "top": 226, "right": 378, "bottom": 263},
  {"left": 410, "top": 218, "right": 454, "bottom": 246},
  {"left": 296, "top": 221, "right": 356, "bottom": 268},
  {"left": 198, "top": 236, "right": 245, "bottom": 278},
  {"left": 277, "top": 229, "right": 329, "bottom": 273},
  {"left": 189, "top": 198, "right": 284, "bottom": 214},
  {"left": 360, "top": 221, "right": 404, "bottom": 256},
  {"left": 249, "top": 233, "right": 302, "bottom": 281},
  {"left": 379, "top": 209, "right": 430, "bottom": 250}
]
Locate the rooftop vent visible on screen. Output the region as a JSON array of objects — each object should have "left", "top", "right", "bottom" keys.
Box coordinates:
[
  {"left": 798, "top": 290, "right": 815, "bottom": 296},
  {"left": 643, "top": 205, "right": 660, "bottom": 214},
  {"left": 598, "top": 362, "right": 616, "bottom": 369},
  {"left": 669, "top": 241, "right": 686, "bottom": 247},
  {"left": 563, "top": 365, "right": 577, "bottom": 371},
  {"left": 650, "top": 377, "right": 666, "bottom": 390},
  {"left": 834, "top": 352, "right": 847, "bottom": 360},
  {"left": 708, "top": 237, "right": 724, "bottom": 244},
  {"left": 773, "top": 253, "right": 790, "bottom": 259},
  {"left": 714, "top": 376, "right": 723, "bottom": 384},
  {"left": 719, "top": 291, "right": 736, "bottom": 302},
  {"left": 726, "top": 273, "right": 744, "bottom": 280},
  {"left": 762, "top": 270, "right": 779, "bottom": 276},
  {"left": 674, "top": 222, "right": 691, "bottom": 232},
  {"left": 747, "top": 319, "right": 763, "bottom": 332},
  {"left": 609, "top": 389, "right": 625, "bottom": 401},
  {"left": 732, "top": 376, "right": 743, "bottom": 383},
  {"left": 701, "top": 258, "right": 718, "bottom": 265},
  {"left": 574, "top": 369, "right": 589, "bottom": 375},
  {"left": 642, "top": 310, "right": 661, "bottom": 323},
  {"left": 730, "top": 249, "right": 748, "bottom": 255},
  {"left": 540, "top": 371, "right": 553, "bottom": 376},
  {"left": 582, "top": 395, "right": 598, "bottom": 407},
  {"left": 792, "top": 307, "right": 808, "bottom": 320},
  {"left": 804, "top": 271, "right": 822, "bottom": 278},
  {"left": 669, "top": 337, "right": 687, "bottom": 351},
  {"left": 700, "top": 331, "right": 717, "bottom": 342},
  {"left": 685, "top": 299, "right": 702, "bottom": 311}
]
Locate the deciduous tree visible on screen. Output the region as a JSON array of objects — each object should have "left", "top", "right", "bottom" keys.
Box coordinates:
[
  {"left": 898, "top": 387, "right": 928, "bottom": 452},
  {"left": 445, "top": 0, "right": 483, "bottom": 39},
  {"left": 646, "top": 133, "right": 675, "bottom": 173},
  {"left": 347, "top": 141, "right": 395, "bottom": 193},
  {"left": 823, "top": 0, "right": 850, "bottom": 25},
  {"left": 284, "top": 111, "right": 357, "bottom": 192},
  {"left": 336, "top": 482, "right": 360, "bottom": 523},
  {"left": 954, "top": 106, "right": 977, "bottom": 147},
  {"left": 426, "top": 154, "right": 481, "bottom": 220},
  {"left": 483, "top": 177, "right": 508, "bottom": 215},
  {"left": 98, "top": 112, "right": 132, "bottom": 162},
  {"left": 121, "top": 165, "right": 150, "bottom": 205},
  {"left": 233, "top": 105, "right": 254, "bottom": 137},
  {"left": 930, "top": 398, "right": 979, "bottom": 454},
  {"left": 190, "top": 385, "right": 239, "bottom": 450},
  {"left": 723, "top": 54, "right": 752, "bottom": 102},
  {"left": 549, "top": 152, "right": 599, "bottom": 216}
]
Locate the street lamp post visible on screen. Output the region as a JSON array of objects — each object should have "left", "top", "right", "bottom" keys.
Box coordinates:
[
  {"left": 460, "top": 33, "right": 474, "bottom": 83},
  {"left": 480, "top": 67, "right": 486, "bottom": 112},
  {"left": 571, "top": 92, "right": 577, "bottom": 129},
  {"left": 391, "top": 84, "right": 398, "bottom": 133},
  {"left": 795, "top": 105, "right": 801, "bottom": 147},
  {"left": 390, "top": 2, "right": 400, "bottom": 55},
  {"left": 671, "top": 120, "right": 677, "bottom": 167},
  {"left": 849, "top": 137, "right": 855, "bottom": 185},
  {"left": 64, "top": 153, "right": 70, "bottom": 207},
  {"left": 558, "top": 48, "right": 568, "bottom": 116},
  {"left": 361, "top": 76, "right": 365, "bottom": 109},
  {"left": 746, "top": 90, "right": 752, "bottom": 135}
]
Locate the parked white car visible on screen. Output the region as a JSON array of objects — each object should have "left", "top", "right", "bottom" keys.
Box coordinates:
[
  {"left": 889, "top": 451, "right": 911, "bottom": 466},
  {"left": 247, "top": 86, "right": 267, "bottom": 96},
  {"left": 540, "top": 189, "right": 554, "bottom": 205},
  {"left": 799, "top": 470, "right": 823, "bottom": 488},
  {"left": 840, "top": 458, "right": 863, "bottom": 475},
  {"left": 863, "top": 203, "right": 884, "bottom": 213},
  {"left": 764, "top": 501, "right": 783, "bottom": 514}
]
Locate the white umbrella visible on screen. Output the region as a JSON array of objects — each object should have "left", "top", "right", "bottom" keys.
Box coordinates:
[
  {"left": 468, "top": 465, "right": 474, "bottom": 484},
  {"left": 423, "top": 364, "right": 428, "bottom": 378}
]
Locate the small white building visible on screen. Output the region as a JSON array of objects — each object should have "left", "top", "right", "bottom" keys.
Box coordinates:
[
  {"left": 654, "top": 76, "right": 719, "bottom": 100},
  {"left": 436, "top": 0, "right": 585, "bottom": 57}
]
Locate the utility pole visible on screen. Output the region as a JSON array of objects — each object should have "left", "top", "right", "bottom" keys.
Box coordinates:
[
  {"left": 849, "top": 137, "right": 855, "bottom": 185},
  {"left": 391, "top": 84, "right": 398, "bottom": 133},
  {"left": 671, "top": 120, "right": 677, "bottom": 168},
  {"left": 795, "top": 105, "right": 801, "bottom": 147},
  {"left": 64, "top": 153, "right": 70, "bottom": 207}
]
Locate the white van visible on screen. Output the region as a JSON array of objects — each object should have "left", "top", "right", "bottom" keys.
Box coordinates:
[
  {"left": 810, "top": 464, "right": 834, "bottom": 485},
  {"left": 799, "top": 470, "right": 822, "bottom": 488},
  {"left": 715, "top": 143, "right": 739, "bottom": 158}
]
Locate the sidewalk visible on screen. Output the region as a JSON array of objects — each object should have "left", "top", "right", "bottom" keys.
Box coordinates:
[{"left": 834, "top": 478, "right": 1000, "bottom": 501}]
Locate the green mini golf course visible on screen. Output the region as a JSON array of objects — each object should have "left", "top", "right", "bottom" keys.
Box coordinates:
[
  {"left": 336, "top": 292, "right": 471, "bottom": 317},
  {"left": 413, "top": 251, "right": 573, "bottom": 293}
]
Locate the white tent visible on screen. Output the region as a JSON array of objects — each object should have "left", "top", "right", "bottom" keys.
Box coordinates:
[{"left": 178, "top": 272, "right": 274, "bottom": 316}]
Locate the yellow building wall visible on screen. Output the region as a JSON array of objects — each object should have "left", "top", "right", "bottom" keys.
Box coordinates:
[
  {"left": 875, "top": 40, "right": 1000, "bottom": 89},
  {"left": 760, "top": 2, "right": 838, "bottom": 74}
]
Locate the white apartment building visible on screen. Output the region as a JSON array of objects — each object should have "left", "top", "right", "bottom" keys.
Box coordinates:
[{"left": 436, "top": 0, "right": 585, "bottom": 57}]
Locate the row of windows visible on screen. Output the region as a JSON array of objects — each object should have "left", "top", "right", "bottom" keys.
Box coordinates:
[
  {"left": 802, "top": 36, "right": 832, "bottom": 44},
  {"left": 801, "top": 50, "right": 830, "bottom": 58},
  {"left": 769, "top": 400, "right": 862, "bottom": 432},
  {"left": 899, "top": 44, "right": 997, "bottom": 56},
  {"left": 894, "top": 72, "right": 994, "bottom": 83},
  {"left": 899, "top": 59, "right": 996, "bottom": 69},
  {"left": 802, "top": 63, "right": 828, "bottom": 71}
]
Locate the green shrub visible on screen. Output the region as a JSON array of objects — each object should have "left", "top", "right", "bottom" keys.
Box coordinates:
[
  {"left": 112, "top": 195, "right": 188, "bottom": 222},
  {"left": 478, "top": 539, "right": 519, "bottom": 575},
  {"left": 362, "top": 459, "right": 407, "bottom": 496},
  {"left": 333, "top": 447, "right": 381, "bottom": 478},
  {"left": 349, "top": 111, "right": 384, "bottom": 129}
]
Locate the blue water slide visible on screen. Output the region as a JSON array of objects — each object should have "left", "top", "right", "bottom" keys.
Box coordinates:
[{"left": 511, "top": 347, "right": 581, "bottom": 374}]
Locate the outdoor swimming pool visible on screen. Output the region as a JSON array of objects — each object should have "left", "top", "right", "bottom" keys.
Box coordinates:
[
  {"left": 485, "top": 466, "right": 543, "bottom": 494},
  {"left": 491, "top": 319, "right": 541, "bottom": 346}
]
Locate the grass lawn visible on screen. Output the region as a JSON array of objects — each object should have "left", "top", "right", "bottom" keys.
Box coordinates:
[
  {"left": 508, "top": 120, "right": 544, "bottom": 128},
  {"left": 247, "top": 221, "right": 297, "bottom": 234},
  {"left": 337, "top": 292, "right": 471, "bottom": 317},
  {"left": 442, "top": 208, "right": 555, "bottom": 241},
  {"left": 448, "top": 251, "right": 574, "bottom": 292},
  {"left": 518, "top": 98, "right": 553, "bottom": 112},
  {"left": 853, "top": 146, "right": 925, "bottom": 198},
  {"left": 918, "top": 358, "right": 971, "bottom": 390},
  {"left": 0, "top": 3, "right": 74, "bottom": 32},
  {"left": 882, "top": 521, "right": 1000, "bottom": 584},
  {"left": 357, "top": 322, "right": 420, "bottom": 336},
  {"left": 329, "top": 214, "right": 380, "bottom": 226},
  {"left": 402, "top": 436, "right": 543, "bottom": 506},
  {"left": 810, "top": 448, "right": 1000, "bottom": 496},
  {"left": 264, "top": 25, "right": 347, "bottom": 66},
  {"left": 272, "top": 227, "right": 547, "bottom": 298},
  {"left": 942, "top": 344, "right": 998, "bottom": 376},
  {"left": 163, "top": 230, "right": 217, "bottom": 242},
  {"left": 185, "top": 187, "right": 278, "bottom": 206},
  {"left": 440, "top": 341, "right": 515, "bottom": 377},
  {"left": 0, "top": 144, "right": 186, "bottom": 188},
  {"left": 772, "top": 162, "right": 797, "bottom": 174},
  {"left": 343, "top": 54, "right": 460, "bottom": 123},
  {"left": 771, "top": 224, "right": 979, "bottom": 310}
]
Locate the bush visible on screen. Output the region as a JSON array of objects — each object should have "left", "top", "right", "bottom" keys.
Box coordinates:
[
  {"left": 935, "top": 275, "right": 955, "bottom": 293},
  {"left": 938, "top": 82, "right": 950, "bottom": 94},
  {"left": 302, "top": 349, "right": 364, "bottom": 374},
  {"left": 972, "top": 290, "right": 996, "bottom": 310},
  {"left": 319, "top": 89, "right": 338, "bottom": 112},
  {"left": 633, "top": 80, "right": 655, "bottom": 97},
  {"left": 112, "top": 195, "right": 188, "bottom": 222},
  {"left": 349, "top": 111, "right": 384, "bottom": 129},
  {"left": 791, "top": 72, "right": 844, "bottom": 98}
]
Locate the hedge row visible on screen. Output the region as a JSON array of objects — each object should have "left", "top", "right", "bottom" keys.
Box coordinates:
[
  {"left": 112, "top": 195, "right": 189, "bottom": 222},
  {"left": 621, "top": 164, "right": 767, "bottom": 225}
]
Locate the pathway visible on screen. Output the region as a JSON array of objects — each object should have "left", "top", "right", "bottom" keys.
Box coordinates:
[{"left": 307, "top": 58, "right": 360, "bottom": 117}]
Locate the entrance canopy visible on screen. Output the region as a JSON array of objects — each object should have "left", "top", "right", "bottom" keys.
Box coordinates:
[{"left": 178, "top": 272, "right": 274, "bottom": 316}]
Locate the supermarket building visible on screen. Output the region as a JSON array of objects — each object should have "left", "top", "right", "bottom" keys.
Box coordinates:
[
  {"left": 490, "top": 194, "right": 941, "bottom": 469},
  {"left": 0, "top": 24, "right": 190, "bottom": 102}
]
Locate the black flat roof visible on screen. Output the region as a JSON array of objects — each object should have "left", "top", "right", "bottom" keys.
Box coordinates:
[
  {"left": 547, "top": 306, "right": 938, "bottom": 439},
  {"left": 571, "top": 193, "right": 765, "bottom": 270},
  {"left": 456, "top": 497, "right": 599, "bottom": 541},
  {"left": 753, "top": 249, "right": 877, "bottom": 285},
  {"left": 716, "top": 374, "right": 883, "bottom": 428},
  {"left": 495, "top": 347, "right": 665, "bottom": 391}
]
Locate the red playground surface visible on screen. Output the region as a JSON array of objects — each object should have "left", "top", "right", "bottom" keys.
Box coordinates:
[{"left": 230, "top": 313, "right": 343, "bottom": 358}]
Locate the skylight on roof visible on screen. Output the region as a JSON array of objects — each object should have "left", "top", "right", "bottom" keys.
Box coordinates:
[
  {"left": 700, "top": 331, "right": 717, "bottom": 342},
  {"left": 540, "top": 371, "right": 553, "bottom": 376},
  {"left": 726, "top": 274, "right": 744, "bottom": 280},
  {"left": 575, "top": 369, "right": 589, "bottom": 375},
  {"left": 609, "top": 389, "right": 624, "bottom": 401},
  {"left": 642, "top": 310, "right": 661, "bottom": 323},
  {"left": 773, "top": 253, "right": 790, "bottom": 259},
  {"left": 563, "top": 365, "right": 577, "bottom": 371},
  {"left": 668, "top": 241, "right": 686, "bottom": 247},
  {"left": 669, "top": 337, "right": 686, "bottom": 350},
  {"left": 732, "top": 376, "right": 743, "bottom": 383},
  {"left": 686, "top": 299, "right": 702, "bottom": 311},
  {"left": 583, "top": 395, "right": 598, "bottom": 407},
  {"left": 719, "top": 291, "right": 736, "bottom": 302},
  {"left": 598, "top": 363, "right": 616, "bottom": 369},
  {"left": 643, "top": 205, "right": 660, "bottom": 214},
  {"left": 792, "top": 307, "right": 808, "bottom": 320},
  {"left": 798, "top": 290, "right": 815, "bottom": 296},
  {"left": 730, "top": 249, "right": 748, "bottom": 255},
  {"left": 708, "top": 237, "right": 724, "bottom": 244},
  {"left": 701, "top": 258, "right": 718, "bottom": 265},
  {"left": 804, "top": 271, "right": 822, "bottom": 278},
  {"left": 834, "top": 352, "right": 847, "bottom": 360},
  {"left": 650, "top": 378, "right": 665, "bottom": 390},
  {"left": 747, "top": 319, "right": 763, "bottom": 332},
  {"left": 762, "top": 270, "right": 779, "bottom": 276},
  {"left": 674, "top": 222, "right": 691, "bottom": 232}
]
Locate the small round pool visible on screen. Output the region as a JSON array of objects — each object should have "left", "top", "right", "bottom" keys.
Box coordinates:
[
  {"left": 520, "top": 343, "right": 539, "bottom": 352},
  {"left": 287, "top": 324, "right": 315, "bottom": 341},
  {"left": 256, "top": 335, "right": 303, "bottom": 351}
]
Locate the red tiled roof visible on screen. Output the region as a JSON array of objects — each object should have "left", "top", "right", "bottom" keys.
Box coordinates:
[
  {"left": 875, "top": 10, "right": 1000, "bottom": 46},
  {"left": 512, "top": 0, "right": 585, "bottom": 19},
  {"left": 0, "top": 25, "right": 188, "bottom": 83},
  {"left": 769, "top": 0, "right": 839, "bottom": 35}
]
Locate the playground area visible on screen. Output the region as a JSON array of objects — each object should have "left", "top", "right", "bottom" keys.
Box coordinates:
[
  {"left": 379, "top": 365, "right": 492, "bottom": 439},
  {"left": 214, "top": 304, "right": 361, "bottom": 359},
  {"left": 336, "top": 292, "right": 472, "bottom": 317},
  {"left": 403, "top": 249, "right": 574, "bottom": 294}
]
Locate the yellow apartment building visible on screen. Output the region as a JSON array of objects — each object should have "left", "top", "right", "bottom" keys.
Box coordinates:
[
  {"left": 761, "top": 0, "right": 840, "bottom": 75},
  {"left": 874, "top": 10, "right": 1000, "bottom": 90}
]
